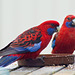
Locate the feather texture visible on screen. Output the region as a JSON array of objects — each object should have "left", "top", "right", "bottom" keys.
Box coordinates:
[
  {"left": 0, "top": 56, "right": 20, "bottom": 67},
  {"left": 52, "top": 15, "right": 75, "bottom": 54},
  {"left": 0, "top": 20, "right": 59, "bottom": 67}
]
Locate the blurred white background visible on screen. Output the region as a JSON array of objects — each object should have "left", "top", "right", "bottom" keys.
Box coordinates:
[{"left": 0, "top": 0, "right": 75, "bottom": 54}]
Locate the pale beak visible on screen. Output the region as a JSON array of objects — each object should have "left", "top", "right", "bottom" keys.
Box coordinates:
[
  {"left": 72, "top": 18, "right": 75, "bottom": 25},
  {"left": 56, "top": 26, "right": 60, "bottom": 32}
]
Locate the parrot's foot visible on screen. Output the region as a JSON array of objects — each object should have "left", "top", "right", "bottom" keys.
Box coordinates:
[{"left": 37, "top": 56, "right": 45, "bottom": 64}]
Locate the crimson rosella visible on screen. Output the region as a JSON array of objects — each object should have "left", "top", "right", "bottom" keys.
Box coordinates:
[
  {"left": 0, "top": 20, "right": 59, "bottom": 67},
  {"left": 51, "top": 15, "right": 75, "bottom": 54}
]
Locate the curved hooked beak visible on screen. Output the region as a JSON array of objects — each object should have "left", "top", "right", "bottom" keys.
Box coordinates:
[
  {"left": 72, "top": 18, "right": 75, "bottom": 25},
  {"left": 55, "top": 26, "right": 60, "bottom": 32}
]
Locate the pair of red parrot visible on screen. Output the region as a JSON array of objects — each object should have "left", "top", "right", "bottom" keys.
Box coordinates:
[{"left": 0, "top": 15, "right": 75, "bottom": 67}]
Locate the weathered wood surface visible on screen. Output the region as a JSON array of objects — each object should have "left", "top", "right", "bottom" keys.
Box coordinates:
[
  {"left": 27, "top": 66, "right": 66, "bottom": 75},
  {"left": 10, "top": 66, "right": 64, "bottom": 75},
  {"left": 54, "top": 70, "right": 75, "bottom": 75},
  {"left": 18, "top": 54, "right": 75, "bottom": 67},
  {"left": 28, "top": 64, "right": 75, "bottom": 75},
  {"left": 10, "top": 64, "right": 75, "bottom": 75},
  {"left": 10, "top": 67, "right": 40, "bottom": 75},
  {"left": 10, "top": 54, "right": 75, "bottom": 75},
  {"left": 54, "top": 64, "right": 75, "bottom": 75}
]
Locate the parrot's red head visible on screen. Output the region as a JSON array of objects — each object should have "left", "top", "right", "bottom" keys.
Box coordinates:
[
  {"left": 63, "top": 15, "right": 75, "bottom": 28},
  {"left": 38, "top": 20, "right": 59, "bottom": 35}
]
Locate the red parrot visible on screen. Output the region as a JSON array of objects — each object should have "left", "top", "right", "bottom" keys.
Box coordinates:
[
  {"left": 51, "top": 15, "right": 75, "bottom": 54},
  {"left": 0, "top": 20, "right": 59, "bottom": 67}
]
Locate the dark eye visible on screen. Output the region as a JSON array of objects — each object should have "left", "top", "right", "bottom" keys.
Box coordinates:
[
  {"left": 51, "top": 24, "right": 55, "bottom": 26},
  {"left": 67, "top": 18, "right": 71, "bottom": 20}
]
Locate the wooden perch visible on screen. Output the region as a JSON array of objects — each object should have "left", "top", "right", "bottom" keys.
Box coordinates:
[{"left": 18, "top": 54, "right": 75, "bottom": 67}]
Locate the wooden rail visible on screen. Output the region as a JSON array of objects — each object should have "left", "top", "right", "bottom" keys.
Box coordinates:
[{"left": 18, "top": 54, "right": 75, "bottom": 67}]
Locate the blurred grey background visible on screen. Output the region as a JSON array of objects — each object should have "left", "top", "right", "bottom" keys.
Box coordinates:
[{"left": 0, "top": 0, "right": 75, "bottom": 54}]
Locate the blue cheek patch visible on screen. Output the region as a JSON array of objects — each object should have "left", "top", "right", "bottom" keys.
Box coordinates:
[
  {"left": 47, "top": 28, "right": 55, "bottom": 35},
  {"left": 66, "top": 21, "right": 75, "bottom": 28},
  {"left": 66, "top": 22, "right": 72, "bottom": 28}
]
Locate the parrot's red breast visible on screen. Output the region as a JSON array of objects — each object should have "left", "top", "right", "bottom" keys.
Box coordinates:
[{"left": 52, "top": 15, "right": 75, "bottom": 54}]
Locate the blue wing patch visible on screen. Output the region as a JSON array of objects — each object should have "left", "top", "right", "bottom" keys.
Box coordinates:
[
  {"left": 14, "top": 41, "right": 42, "bottom": 53},
  {"left": 52, "top": 39, "right": 56, "bottom": 49}
]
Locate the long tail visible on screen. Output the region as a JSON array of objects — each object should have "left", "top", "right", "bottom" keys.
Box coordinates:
[{"left": 0, "top": 56, "right": 20, "bottom": 67}]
